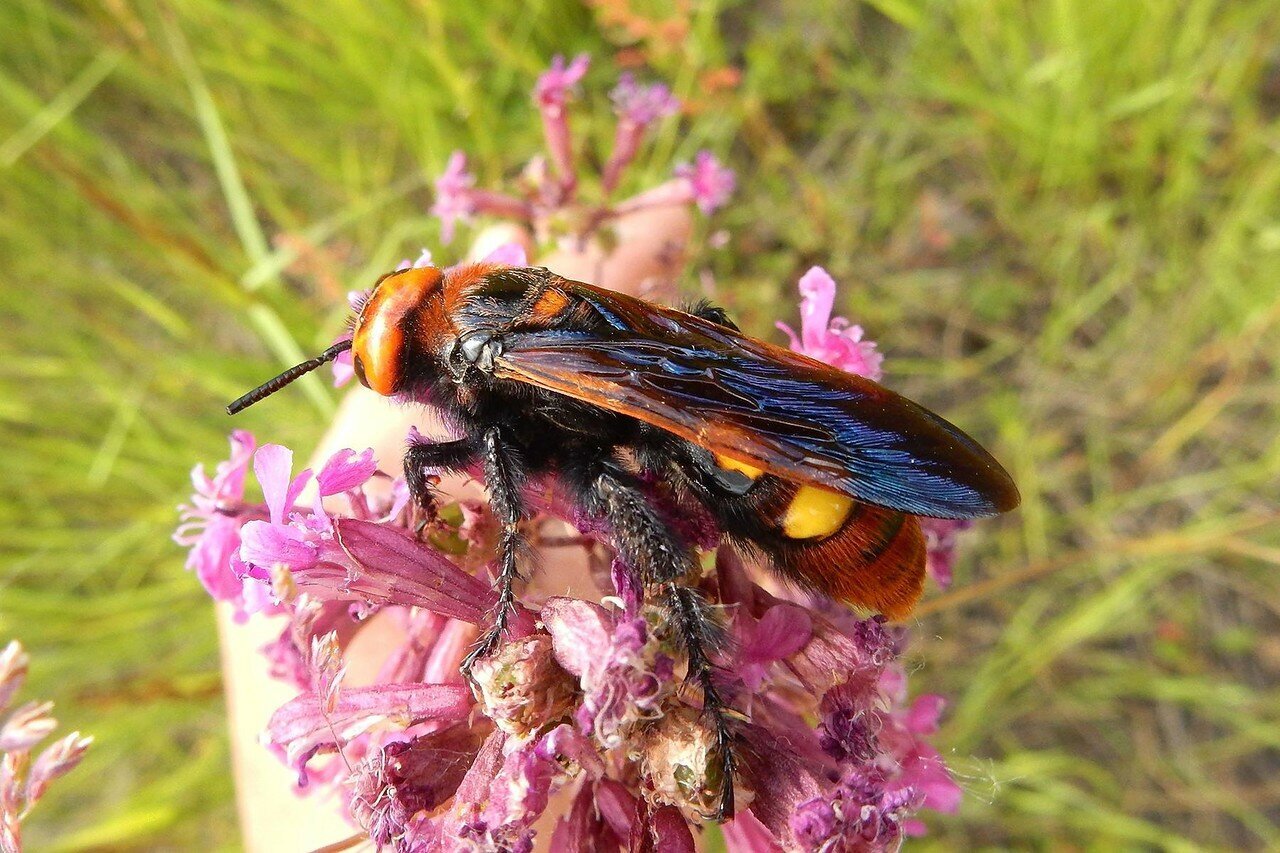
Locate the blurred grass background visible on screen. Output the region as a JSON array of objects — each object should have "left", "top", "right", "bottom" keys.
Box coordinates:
[{"left": 2, "top": 0, "right": 1279, "bottom": 848}]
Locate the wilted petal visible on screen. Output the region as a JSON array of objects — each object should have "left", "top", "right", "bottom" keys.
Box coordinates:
[
  {"left": 471, "top": 635, "right": 577, "bottom": 737},
  {"left": 631, "top": 804, "right": 695, "bottom": 853},
  {"left": 444, "top": 729, "right": 506, "bottom": 825},
  {"left": 292, "top": 519, "right": 513, "bottom": 627},
  {"left": 267, "top": 682, "right": 473, "bottom": 784},
  {"left": 549, "top": 780, "right": 612, "bottom": 852},
  {"left": 541, "top": 597, "right": 612, "bottom": 678},
  {"left": 24, "top": 731, "right": 92, "bottom": 805},
  {"left": 350, "top": 722, "right": 485, "bottom": 845},
  {"left": 593, "top": 778, "right": 638, "bottom": 841},
  {"left": 0, "top": 701, "right": 56, "bottom": 752},
  {"left": 0, "top": 641, "right": 29, "bottom": 715},
  {"left": 736, "top": 720, "right": 826, "bottom": 843}
]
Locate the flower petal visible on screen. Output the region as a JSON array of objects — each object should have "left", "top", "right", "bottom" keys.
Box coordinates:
[
  {"left": 541, "top": 597, "right": 612, "bottom": 678},
  {"left": 316, "top": 447, "right": 377, "bottom": 496},
  {"left": 239, "top": 520, "right": 319, "bottom": 573},
  {"left": 267, "top": 682, "right": 473, "bottom": 782}
]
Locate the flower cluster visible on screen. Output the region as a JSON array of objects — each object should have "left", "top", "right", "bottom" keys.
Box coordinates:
[
  {"left": 178, "top": 419, "right": 962, "bottom": 850},
  {"left": 181, "top": 56, "right": 982, "bottom": 852},
  {"left": 1, "top": 641, "right": 93, "bottom": 852},
  {"left": 430, "top": 54, "right": 733, "bottom": 246}
]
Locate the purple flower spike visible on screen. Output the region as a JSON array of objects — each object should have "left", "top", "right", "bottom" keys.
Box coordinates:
[
  {"left": 777, "top": 266, "right": 884, "bottom": 380},
  {"left": 675, "top": 150, "right": 735, "bottom": 215},
  {"left": 175, "top": 53, "right": 983, "bottom": 848},
  {"left": 534, "top": 53, "right": 590, "bottom": 194},
  {"left": 603, "top": 73, "right": 680, "bottom": 193}
]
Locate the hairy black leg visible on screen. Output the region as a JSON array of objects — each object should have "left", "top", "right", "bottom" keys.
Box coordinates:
[
  {"left": 666, "top": 582, "right": 736, "bottom": 819},
  {"left": 577, "top": 459, "right": 738, "bottom": 819},
  {"left": 403, "top": 436, "right": 479, "bottom": 509},
  {"left": 462, "top": 426, "right": 527, "bottom": 673}
]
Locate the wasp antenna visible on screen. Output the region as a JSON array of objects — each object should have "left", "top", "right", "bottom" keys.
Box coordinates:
[{"left": 226, "top": 340, "right": 352, "bottom": 415}]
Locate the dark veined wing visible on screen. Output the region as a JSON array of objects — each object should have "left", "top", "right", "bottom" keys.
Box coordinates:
[{"left": 492, "top": 280, "right": 1020, "bottom": 519}]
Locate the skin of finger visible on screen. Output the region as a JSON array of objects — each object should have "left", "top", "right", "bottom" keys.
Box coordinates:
[{"left": 220, "top": 203, "right": 694, "bottom": 851}]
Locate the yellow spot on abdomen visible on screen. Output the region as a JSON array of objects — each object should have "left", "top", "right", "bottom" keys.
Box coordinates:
[
  {"left": 782, "top": 486, "right": 854, "bottom": 539},
  {"left": 714, "top": 454, "right": 764, "bottom": 481}
]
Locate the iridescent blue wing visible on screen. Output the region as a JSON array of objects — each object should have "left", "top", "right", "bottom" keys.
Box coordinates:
[{"left": 492, "top": 279, "right": 1019, "bottom": 519}]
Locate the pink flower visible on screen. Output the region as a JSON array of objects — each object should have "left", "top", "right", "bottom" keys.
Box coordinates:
[
  {"left": 921, "top": 517, "right": 974, "bottom": 589},
  {"left": 173, "top": 431, "right": 263, "bottom": 608},
  {"left": 182, "top": 57, "right": 990, "bottom": 849},
  {"left": 534, "top": 53, "right": 590, "bottom": 112},
  {"left": 611, "top": 73, "right": 680, "bottom": 127},
  {"left": 349, "top": 722, "right": 484, "bottom": 846},
  {"left": 675, "top": 150, "right": 736, "bottom": 214},
  {"left": 777, "top": 266, "right": 884, "bottom": 380},
  {"left": 542, "top": 598, "right": 674, "bottom": 749},
  {"left": 267, "top": 682, "right": 474, "bottom": 786},
  {"left": 603, "top": 74, "right": 680, "bottom": 193},
  {"left": 482, "top": 241, "right": 529, "bottom": 266},
  {"left": 431, "top": 152, "right": 477, "bottom": 243},
  {"left": 533, "top": 54, "right": 590, "bottom": 193}
]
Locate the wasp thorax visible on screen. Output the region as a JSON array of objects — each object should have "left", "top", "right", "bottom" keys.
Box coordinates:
[{"left": 351, "top": 266, "right": 443, "bottom": 396}]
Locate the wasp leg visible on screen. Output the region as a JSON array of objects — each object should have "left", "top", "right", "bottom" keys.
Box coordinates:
[
  {"left": 403, "top": 435, "right": 479, "bottom": 511},
  {"left": 578, "top": 460, "right": 737, "bottom": 820},
  {"left": 462, "top": 426, "right": 527, "bottom": 673}
]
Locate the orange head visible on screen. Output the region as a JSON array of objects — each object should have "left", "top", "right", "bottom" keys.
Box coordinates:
[
  {"left": 350, "top": 266, "right": 445, "bottom": 396},
  {"left": 224, "top": 263, "right": 468, "bottom": 415}
]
